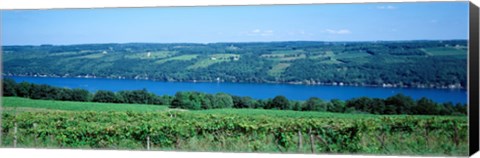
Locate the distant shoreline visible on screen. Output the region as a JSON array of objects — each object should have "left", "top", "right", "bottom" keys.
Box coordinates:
[{"left": 4, "top": 74, "right": 467, "bottom": 90}]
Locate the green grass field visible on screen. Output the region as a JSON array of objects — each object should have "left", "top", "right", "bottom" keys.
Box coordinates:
[
  {"left": 335, "top": 51, "right": 372, "bottom": 59},
  {"left": 72, "top": 53, "right": 106, "bottom": 59},
  {"left": 2, "top": 97, "right": 169, "bottom": 113},
  {"left": 155, "top": 54, "right": 199, "bottom": 64},
  {"left": 187, "top": 54, "right": 239, "bottom": 69},
  {"left": 3, "top": 97, "right": 370, "bottom": 118},
  {"left": 422, "top": 47, "right": 466, "bottom": 56},
  {"left": 3, "top": 97, "right": 373, "bottom": 119},
  {"left": 124, "top": 51, "right": 178, "bottom": 60},
  {"left": 47, "top": 51, "right": 82, "bottom": 57},
  {"left": 2, "top": 97, "right": 465, "bottom": 120},
  {"left": 267, "top": 63, "right": 291, "bottom": 76},
  {"left": 261, "top": 50, "right": 306, "bottom": 61}
]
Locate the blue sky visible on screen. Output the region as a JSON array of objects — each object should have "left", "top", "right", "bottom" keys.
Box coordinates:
[{"left": 1, "top": 2, "right": 469, "bottom": 45}]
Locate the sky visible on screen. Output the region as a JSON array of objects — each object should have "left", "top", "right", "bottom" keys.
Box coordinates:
[{"left": 1, "top": 2, "right": 470, "bottom": 45}]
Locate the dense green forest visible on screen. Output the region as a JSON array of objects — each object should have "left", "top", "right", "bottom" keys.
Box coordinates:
[
  {"left": 2, "top": 79, "right": 467, "bottom": 116},
  {"left": 2, "top": 40, "right": 467, "bottom": 89}
]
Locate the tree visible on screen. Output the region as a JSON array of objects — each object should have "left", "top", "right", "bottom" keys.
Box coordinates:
[
  {"left": 171, "top": 92, "right": 188, "bottom": 109},
  {"left": 15, "top": 82, "right": 32, "bottom": 98},
  {"left": 212, "top": 93, "right": 234, "bottom": 109},
  {"left": 383, "top": 104, "right": 397, "bottom": 114},
  {"left": 329, "top": 99, "right": 345, "bottom": 113},
  {"left": 160, "top": 95, "right": 174, "bottom": 105},
  {"left": 92, "top": 90, "right": 117, "bottom": 103},
  {"left": 303, "top": 97, "right": 326, "bottom": 111},
  {"left": 292, "top": 101, "right": 303, "bottom": 111},
  {"left": 233, "top": 96, "right": 256, "bottom": 109},
  {"left": 29, "top": 84, "right": 58, "bottom": 100},
  {"left": 254, "top": 99, "right": 268, "bottom": 109},
  {"left": 385, "top": 93, "right": 415, "bottom": 114},
  {"left": 200, "top": 94, "right": 214, "bottom": 109},
  {"left": 454, "top": 103, "right": 467, "bottom": 115},
  {"left": 443, "top": 102, "right": 455, "bottom": 115},
  {"left": 71, "top": 88, "right": 90, "bottom": 102},
  {"left": 57, "top": 88, "right": 73, "bottom": 101},
  {"left": 346, "top": 97, "right": 371, "bottom": 113},
  {"left": 269, "top": 95, "right": 290, "bottom": 110},
  {"left": 2, "top": 78, "right": 17, "bottom": 96},
  {"left": 187, "top": 92, "right": 203, "bottom": 110},
  {"left": 117, "top": 89, "right": 155, "bottom": 104},
  {"left": 170, "top": 91, "right": 202, "bottom": 110},
  {"left": 370, "top": 98, "right": 386, "bottom": 114},
  {"left": 414, "top": 97, "right": 438, "bottom": 115}
]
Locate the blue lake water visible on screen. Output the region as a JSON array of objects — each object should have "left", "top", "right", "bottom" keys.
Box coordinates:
[{"left": 8, "top": 76, "right": 467, "bottom": 103}]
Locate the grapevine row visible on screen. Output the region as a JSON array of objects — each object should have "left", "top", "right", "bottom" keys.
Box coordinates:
[{"left": 1, "top": 111, "right": 468, "bottom": 155}]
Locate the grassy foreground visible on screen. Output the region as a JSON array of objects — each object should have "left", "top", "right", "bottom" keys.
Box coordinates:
[
  {"left": 2, "top": 97, "right": 169, "bottom": 113},
  {"left": 0, "top": 97, "right": 468, "bottom": 156},
  {"left": 1, "top": 97, "right": 462, "bottom": 119}
]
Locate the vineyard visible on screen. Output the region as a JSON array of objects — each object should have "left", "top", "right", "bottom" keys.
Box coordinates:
[{"left": 1, "top": 110, "right": 468, "bottom": 156}]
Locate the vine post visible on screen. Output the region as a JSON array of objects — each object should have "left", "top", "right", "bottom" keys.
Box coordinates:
[
  {"left": 13, "top": 122, "right": 17, "bottom": 148},
  {"left": 297, "top": 130, "right": 303, "bottom": 152},
  {"left": 175, "top": 136, "right": 181, "bottom": 149},
  {"left": 50, "top": 135, "right": 54, "bottom": 145},
  {"left": 146, "top": 135, "right": 151, "bottom": 150},
  {"left": 377, "top": 131, "right": 386, "bottom": 150},
  {"left": 273, "top": 132, "right": 284, "bottom": 153},
  {"left": 453, "top": 122, "right": 459, "bottom": 147},
  {"left": 424, "top": 122, "right": 430, "bottom": 148},
  {"left": 315, "top": 134, "right": 330, "bottom": 152},
  {"left": 33, "top": 123, "right": 38, "bottom": 147},
  {"left": 309, "top": 128, "right": 315, "bottom": 153}
]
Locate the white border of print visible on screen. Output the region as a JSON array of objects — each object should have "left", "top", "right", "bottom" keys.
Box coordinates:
[{"left": 0, "top": 148, "right": 463, "bottom": 158}]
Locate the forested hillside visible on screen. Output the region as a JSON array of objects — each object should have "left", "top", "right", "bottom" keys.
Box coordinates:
[{"left": 2, "top": 40, "right": 467, "bottom": 88}]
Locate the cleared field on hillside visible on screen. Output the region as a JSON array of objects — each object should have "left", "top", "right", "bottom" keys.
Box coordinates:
[
  {"left": 124, "top": 51, "right": 178, "bottom": 60},
  {"left": 187, "top": 54, "right": 239, "bottom": 69},
  {"left": 155, "top": 54, "right": 199, "bottom": 64},
  {"left": 422, "top": 47, "right": 466, "bottom": 56},
  {"left": 267, "top": 63, "right": 291, "bottom": 76}
]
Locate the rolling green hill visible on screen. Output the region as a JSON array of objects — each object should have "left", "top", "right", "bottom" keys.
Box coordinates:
[{"left": 2, "top": 40, "right": 467, "bottom": 88}]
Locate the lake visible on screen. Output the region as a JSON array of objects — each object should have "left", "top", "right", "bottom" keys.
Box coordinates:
[{"left": 8, "top": 76, "right": 467, "bottom": 103}]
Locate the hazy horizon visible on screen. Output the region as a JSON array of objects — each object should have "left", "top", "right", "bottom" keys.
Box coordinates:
[
  {"left": 1, "top": 39, "right": 469, "bottom": 47},
  {"left": 1, "top": 2, "right": 469, "bottom": 45}
]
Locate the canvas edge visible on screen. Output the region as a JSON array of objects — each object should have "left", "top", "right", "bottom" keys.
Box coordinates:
[{"left": 469, "top": 1, "right": 480, "bottom": 156}]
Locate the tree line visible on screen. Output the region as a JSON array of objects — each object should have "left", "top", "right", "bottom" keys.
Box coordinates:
[
  {"left": 2, "top": 78, "right": 172, "bottom": 105},
  {"left": 2, "top": 78, "right": 467, "bottom": 115}
]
